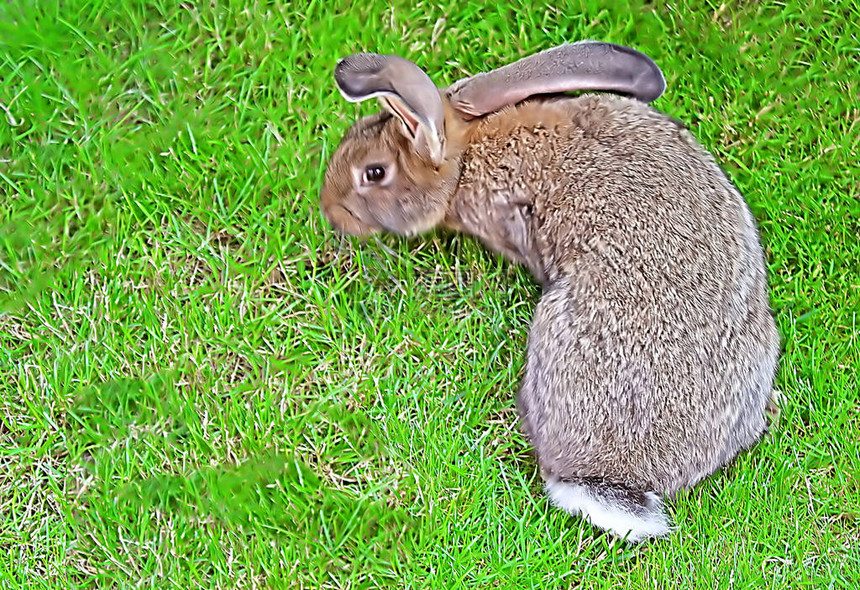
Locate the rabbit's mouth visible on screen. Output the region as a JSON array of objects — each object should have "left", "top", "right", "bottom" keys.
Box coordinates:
[
  {"left": 322, "top": 200, "right": 379, "bottom": 238},
  {"left": 320, "top": 173, "right": 380, "bottom": 237}
]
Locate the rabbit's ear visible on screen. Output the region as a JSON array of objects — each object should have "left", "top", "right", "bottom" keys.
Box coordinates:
[
  {"left": 446, "top": 41, "right": 666, "bottom": 118},
  {"left": 335, "top": 53, "right": 445, "bottom": 165}
]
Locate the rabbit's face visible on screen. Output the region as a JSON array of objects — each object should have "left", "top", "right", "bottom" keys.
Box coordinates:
[{"left": 321, "top": 111, "right": 459, "bottom": 237}]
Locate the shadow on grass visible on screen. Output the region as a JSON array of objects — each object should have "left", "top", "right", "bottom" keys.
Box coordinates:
[{"left": 65, "top": 373, "right": 417, "bottom": 582}]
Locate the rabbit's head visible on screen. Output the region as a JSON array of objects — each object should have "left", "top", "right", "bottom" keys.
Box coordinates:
[
  {"left": 321, "top": 42, "right": 666, "bottom": 237},
  {"left": 321, "top": 54, "right": 464, "bottom": 237}
]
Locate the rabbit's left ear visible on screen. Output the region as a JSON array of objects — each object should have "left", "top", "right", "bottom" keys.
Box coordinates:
[
  {"left": 446, "top": 41, "right": 666, "bottom": 118},
  {"left": 335, "top": 53, "right": 446, "bottom": 165}
]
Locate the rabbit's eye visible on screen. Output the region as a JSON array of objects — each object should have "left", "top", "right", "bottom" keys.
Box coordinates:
[{"left": 362, "top": 165, "right": 386, "bottom": 184}]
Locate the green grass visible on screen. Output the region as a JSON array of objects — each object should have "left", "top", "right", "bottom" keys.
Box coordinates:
[{"left": 1, "top": 0, "right": 858, "bottom": 587}]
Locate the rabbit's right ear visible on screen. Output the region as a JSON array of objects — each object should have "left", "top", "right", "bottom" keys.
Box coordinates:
[
  {"left": 446, "top": 41, "right": 666, "bottom": 118},
  {"left": 335, "top": 53, "right": 446, "bottom": 165}
]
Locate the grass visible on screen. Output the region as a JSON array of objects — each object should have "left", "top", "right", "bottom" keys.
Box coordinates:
[{"left": 0, "top": 0, "right": 858, "bottom": 587}]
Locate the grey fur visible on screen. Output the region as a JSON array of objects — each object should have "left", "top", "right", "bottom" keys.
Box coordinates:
[
  {"left": 335, "top": 53, "right": 446, "bottom": 164},
  {"left": 320, "top": 47, "right": 780, "bottom": 541},
  {"left": 446, "top": 41, "right": 666, "bottom": 118}
]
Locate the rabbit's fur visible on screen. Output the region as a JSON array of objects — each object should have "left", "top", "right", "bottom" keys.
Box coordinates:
[
  {"left": 457, "top": 96, "right": 779, "bottom": 486},
  {"left": 321, "top": 49, "right": 780, "bottom": 542}
]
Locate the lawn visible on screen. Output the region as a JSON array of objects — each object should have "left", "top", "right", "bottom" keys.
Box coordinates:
[{"left": 1, "top": 0, "right": 858, "bottom": 587}]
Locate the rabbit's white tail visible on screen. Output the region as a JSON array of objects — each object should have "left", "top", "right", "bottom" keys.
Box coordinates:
[{"left": 545, "top": 477, "right": 671, "bottom": 543}]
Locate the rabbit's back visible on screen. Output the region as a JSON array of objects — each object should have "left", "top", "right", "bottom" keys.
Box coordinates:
[{"left": 456, "top": 94, "right": 780, "bottom": 493}]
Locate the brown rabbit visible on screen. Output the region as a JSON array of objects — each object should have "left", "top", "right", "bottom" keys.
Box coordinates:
[{"left": 320, "top": 41, "right": 780, "bottom": 542}]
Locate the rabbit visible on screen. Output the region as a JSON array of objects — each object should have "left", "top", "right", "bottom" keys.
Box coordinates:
[{"left": 320, "top": 41, "right": 781, "bottom": 543}]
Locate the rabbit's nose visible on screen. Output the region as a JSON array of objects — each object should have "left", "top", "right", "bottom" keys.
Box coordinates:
[{"left": 320, "top": 186, "right": 376, "bottom": 237}]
